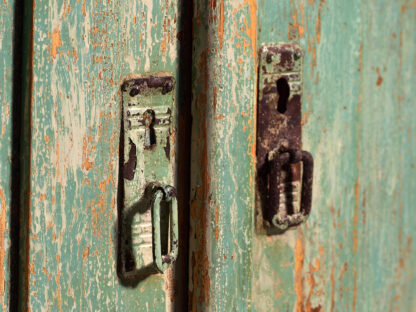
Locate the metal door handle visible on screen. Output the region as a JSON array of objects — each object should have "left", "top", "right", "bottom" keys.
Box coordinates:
[
  {"left": 268, "top": 149, "right": 314, "bottom": 230},
  {"left": 152, "top": 184, "right": 178, "bottom": 273}
]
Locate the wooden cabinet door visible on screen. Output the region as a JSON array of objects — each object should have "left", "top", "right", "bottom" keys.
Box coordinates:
[
  {"left": 20, "top": 0, "right": 191, "bottom": 311},
  {"left": 189, "top": 1, "right": 416, "bottom": 311},
  {"left": 2, "top": 0, "right": 415, "bottom": 311},
  {"left": 0, "top": 0, "right": 15, "bottom": 309}
]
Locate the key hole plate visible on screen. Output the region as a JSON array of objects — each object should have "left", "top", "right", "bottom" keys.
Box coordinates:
[
  {"left": 119, "top": 74, "right": 176, "bottom": 279},
  {"left": 256, "top": 43, "right": 304, "bottom": 235}
]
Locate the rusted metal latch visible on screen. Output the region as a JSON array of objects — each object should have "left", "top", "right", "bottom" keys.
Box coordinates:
[
  {"left": 256, "top": 43, "right": 314, "bottom": 233},
  {"left": 119, "top": 74, "right": 178, "bottom": 279}
]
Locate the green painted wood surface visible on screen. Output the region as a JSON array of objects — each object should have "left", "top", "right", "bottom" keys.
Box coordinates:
[
  {"left": 253, "top": 0, "right": 416, "bottom": 311},
  {"left": 19, "top": 0, "right": 416, "bottom": 310},
  {"left": 25, "top": 0, "right": 186, "bottom": 310},
  {"left": 191, "top": 0, "right": 416, "bottom": 311},
  {"left": 189, "top": 0, "right": 257, "bottom": 310},
  {"left": 0, "top": 1, "right": 13, "bottom": 310}
]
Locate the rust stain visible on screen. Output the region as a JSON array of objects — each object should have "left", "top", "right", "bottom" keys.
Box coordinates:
[
  {"left": 217, "top": 0, "right": 225, "bottom": 50},
  {"left": 352, "top": 269, "right": 357, "bottom": 311},
  {"left": 290, "top": 0, "right": 305, "bottom": 39},
  {"left": 315, "top": 1, "right": 322, "bottom": 44},
  {"left": 190, "top": 50, "right": 211, "bottom": 310},
  {"left": 72, "top": 48, "right": 78, "bottom": 63},
  {"left": 305, "top": 258, "right": 321, "bottom": 312},
  {"left": 82, "top": 246, "right": 90, "bottom": 261},
  {"left": 51, "top": 27, "right": 62, "bottom": 60},
  {"left": 46, "top": 221, "right": 53, "bottom": 231},
  {"left": 353, "top": 180, "right": 359, "bottom": 252},
  {"left": 330, "top": 250, "right": 335, "bottom": 312},
  {"left": 311, "top": 38, "right": 317, "bottom": 68},
  {"left": 245, "top": 0, "right": 258, "bottom": 65},
  {"left": 1, "top": 104, "right": 9, "bottom": 136},
  {"left": 161, "top": 38, "right": 167, "bottom": 52},
  {"left": 339, "top": 262, "right": 348, "bottom": 279},
  {"left": 376, "top": 67, "right": 383, "bottom": 86},
  {"left": 0, "top": 188, "right": 6, "bottom": 301},
  {"left": 194, "top": 124, "right": 211, "bottom": 308},
  {"left": 295, "top": 231, "right": 305, "bottom": 311},
  {"left": 99, "top": 166, "right": 113, "bottom": 192},
  {"left": 82, "top": 135, "right": 95, "bottom": 171},
  {"left": 244, "top": 0, "right": 257, "bottom": 188}
]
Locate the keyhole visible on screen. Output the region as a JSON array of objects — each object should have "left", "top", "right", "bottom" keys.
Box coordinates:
[
  {"left": 143, "top": 109, "right": 156, "bottom": 148},
  {"left": 276, "top": 78, "right": 290, "bottom": 114}
]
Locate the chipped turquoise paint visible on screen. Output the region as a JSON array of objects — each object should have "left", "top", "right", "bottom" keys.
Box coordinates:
[
  {"left": 253, "top": 0, "right": 416, "bottom": 311},
  {"left": 120, "top": 77, "right": 177, "bottom": 278},
  {"left": 26, "top": 0, "right": 183, "bottom": 310},
  {"left": 0, "top": 0, "right": 13, "bottom": 309},
  {"left": 18, "top": 0, "right": 416, "bottom": 310},
  {"left": 189, "top": 0, "right": 257, "bottom": 311}
]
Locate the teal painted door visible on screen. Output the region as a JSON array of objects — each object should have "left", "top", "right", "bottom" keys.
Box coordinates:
[
  {"left": 0, "top": 0, "right": 15, "bottom": 309},
  {"left": 19, "top": 0, "right": 191, "bottom": 311},
  {"left": 189, "top": 0, "right": 416, "bottom": 311},
  {"left": 1, "top": 0, "right": 415, "bottom": 311}
]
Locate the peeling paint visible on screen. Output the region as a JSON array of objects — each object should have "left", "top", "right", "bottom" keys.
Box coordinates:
[{"left": 26, "top": 0, "right": 182, "bottom": 310}]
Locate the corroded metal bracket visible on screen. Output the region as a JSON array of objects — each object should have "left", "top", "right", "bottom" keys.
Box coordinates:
[
  {"left": 119, "top": 74, "right": 178, "bottom": 279},
  {"left": 256, "top": 43, "right": 313, "bottom": 234}
]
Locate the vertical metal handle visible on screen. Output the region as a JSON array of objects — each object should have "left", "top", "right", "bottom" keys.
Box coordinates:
[
  {"left": 152, "top": 185, "right": 178, "bottom": 273},
  {"left": 268, "top": 149, "right": 313, "bottom": 229}
]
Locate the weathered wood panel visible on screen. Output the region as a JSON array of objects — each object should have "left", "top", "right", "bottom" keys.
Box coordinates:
[
  {"left": 26, "top": 0, "right": 186, "bottom": 310},
  {"left": 0, "top": 0, "right": 14, "bottom": 310},
  {"left": 189, "top": 0, "right": 257, "bottom": 310},
  {"left": 253, "top": 0, "right": 416, "bottom": 311}
]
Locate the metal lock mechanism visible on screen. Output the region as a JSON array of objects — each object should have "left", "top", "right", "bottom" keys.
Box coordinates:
[
  {"left": 256, "top": 43, "right": 314, "bottom": 234},
  {"left": 119, "top": 74, "right": 178, "bottom": 279}
]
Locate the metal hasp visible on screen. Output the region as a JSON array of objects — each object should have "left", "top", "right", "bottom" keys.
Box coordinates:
[
  {"left": 256, "top": 43, "right": 314, "bottom": 234},
  {"left": 119, "top": 74, "right": 178, "bottom": 279}
]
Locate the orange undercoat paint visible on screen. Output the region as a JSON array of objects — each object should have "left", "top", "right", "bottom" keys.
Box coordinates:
[
  {"left": 51, "top": 27, "right": 62, "bottom": 60},
  {"left": 295, "top": 231, "right": 305, "bottom": 311},
  {"left": 0, "top": 188, "right": 6, "bottom": 304},
  {"left": 217, "top": 1, "right": 224, "bottom": 50}
]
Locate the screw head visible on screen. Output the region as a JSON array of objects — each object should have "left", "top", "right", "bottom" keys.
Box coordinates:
[
  {"left": 294, "top": 51, "right": 302, "bottom": 60},
  {"left": 129, "top": 86, "right": 140, "bottom": 97},
  {"left": 162, "top": 80, "right": 174, "bottom": 94}
]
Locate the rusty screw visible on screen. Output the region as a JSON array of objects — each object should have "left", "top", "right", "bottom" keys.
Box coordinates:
[
  {"left": 162, "top": 80, "right": 174, "bottom": 94},
  {"left": 129, "top": 85, "right": 140, "bottom": 97}
]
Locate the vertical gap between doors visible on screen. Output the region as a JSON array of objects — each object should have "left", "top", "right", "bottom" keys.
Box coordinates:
[
  {"left": 173, "top": 0, "right": 193, "bottom": 310},
  {"left": 10, "top": 0, "right": 33, "bottom": 311}
]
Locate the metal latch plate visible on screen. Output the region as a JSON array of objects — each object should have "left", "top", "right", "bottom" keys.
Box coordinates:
[
  {"left": 120, "top": 74, "right": 176, "bottom": 278},
  {"left": 256, "top": 43, "right": 304, "bottom": 233}
]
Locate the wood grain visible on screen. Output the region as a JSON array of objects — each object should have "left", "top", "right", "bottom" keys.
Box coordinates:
[
  {"left": 0, "top": 0, "right": 14, "bottom": 309},
  {"left": 253, "top": 0, "right": 416, "bottom": 311},
  {"left": 26, "top": 0, "right": 185, "bottom": 310}
]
